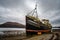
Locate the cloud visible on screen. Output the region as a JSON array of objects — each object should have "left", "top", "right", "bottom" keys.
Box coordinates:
[
  {"left": 0, "top": 6, "right": 25, "bottom": 24},
  {"left": 0, "top": 0, "right": 60, "bottom": 26},
  {"left": 37, "top": 0, "right": 60, "bottom": 26},
  {"left": 0, "top": 0, "right": 25, "bottom": 8}
]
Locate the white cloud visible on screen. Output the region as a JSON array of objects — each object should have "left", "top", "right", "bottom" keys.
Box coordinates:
[{"left": 0, "top": 0, "right": 60, "bottom": 26}]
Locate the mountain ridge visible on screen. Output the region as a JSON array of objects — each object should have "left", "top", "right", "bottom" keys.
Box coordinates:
[{"left": 0, "top": 22, "right": 25, "bottom": 28}]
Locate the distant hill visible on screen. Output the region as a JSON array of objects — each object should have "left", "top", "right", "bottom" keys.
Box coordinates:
[
  {"left": 53, "top": 26, "right": 60, "bottom": 28},
  {"left": 0, "top": 22, "right": 25, "bottom": 28}
]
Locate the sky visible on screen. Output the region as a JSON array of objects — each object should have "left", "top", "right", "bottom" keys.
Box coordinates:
[{"left": 0, "top": 0, "right": 60, "bottom": 27}]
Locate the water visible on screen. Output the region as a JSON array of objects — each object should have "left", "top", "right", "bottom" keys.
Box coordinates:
[
  {"left": 0, "top": 28, "right": 26, "bottom": 34},
  {"left": 0, "top": 28, "right": 60, "bottom": 31},
  {"left": 52, "top": 28, "right": 60, "bottom": 29},
  {"left": 0, "top": 28, "right": 25, "bottom": 31}
]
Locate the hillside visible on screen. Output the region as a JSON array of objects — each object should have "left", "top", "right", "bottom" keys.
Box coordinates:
[{"left": 0, "top": 22, "right": 25, "bottom": 28}]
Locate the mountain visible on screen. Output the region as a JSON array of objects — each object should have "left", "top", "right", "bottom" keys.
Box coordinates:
[{"left": 0, "top": 22, "right": 25, "bottom": 28}]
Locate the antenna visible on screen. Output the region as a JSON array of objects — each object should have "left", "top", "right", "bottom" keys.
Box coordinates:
[
  {"left": 27, "top": 0, "right": 38, "bottom": 19},
  {"left": 35, "top": 1, "right": 38, "bottom": 18}
]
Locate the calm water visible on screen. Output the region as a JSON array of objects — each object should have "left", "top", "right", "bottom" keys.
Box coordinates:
[
  {"left": 52, "top": 28, "right": 60, "bottom": 29},
  {"left": 0, "top": 28, "right": 25, "bottom": 31},
  {"left": 0, "top": 28, "right": 26, "bottom": 34},
  {"left": 0, "top": 28, "right": 60, "bottom": 31}
]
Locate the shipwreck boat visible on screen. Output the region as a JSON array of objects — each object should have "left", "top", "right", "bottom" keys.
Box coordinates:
[{"left": 26, "top": 4, "right": 52, "bottom": 36}]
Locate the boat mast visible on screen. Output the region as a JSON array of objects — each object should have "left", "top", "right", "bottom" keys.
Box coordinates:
[
  {"left": 27, "top": 1, "right": 38, "bottom": 19},
  {"left": 35, "top": 1, "right": 38, "bottom": 19}
]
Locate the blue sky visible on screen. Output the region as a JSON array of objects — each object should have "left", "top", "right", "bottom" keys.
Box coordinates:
[{"left": 0, "top": 0, "right": 60, "bottom": 27}]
